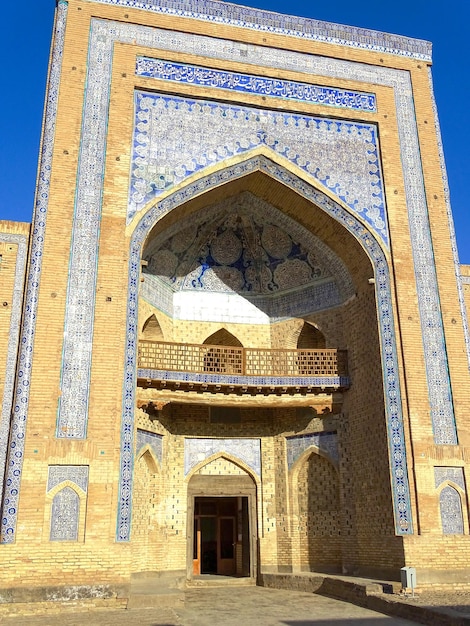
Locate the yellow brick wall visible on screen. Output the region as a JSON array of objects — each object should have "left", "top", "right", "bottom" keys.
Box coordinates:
[{"left": 1, "top": 0, "right": 469, "bottom": 594}]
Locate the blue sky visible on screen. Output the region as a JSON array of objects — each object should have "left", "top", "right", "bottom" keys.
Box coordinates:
[{"left": 1, "top": 0, "right": 468, "bottom": 262}]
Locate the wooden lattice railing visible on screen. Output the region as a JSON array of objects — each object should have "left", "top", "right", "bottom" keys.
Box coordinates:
[{"left": 138, "top": 341, "right": 348, "bottom": 378}]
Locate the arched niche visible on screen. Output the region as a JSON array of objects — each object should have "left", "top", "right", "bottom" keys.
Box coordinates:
[
  {"left": 291, "top": 448, "right": 341, "bottom": 573},
  {"left": 297, "top": 322, "right": 326, "bottom": 349},
  {"left": 142, "top": 314, "right": 164, "bottom": 341},
  {"left": 117, "top": 155, "right": 412, "bottom": 543},
  {"left": 203, "top": 329, "right": 243, "bottom": 347}
]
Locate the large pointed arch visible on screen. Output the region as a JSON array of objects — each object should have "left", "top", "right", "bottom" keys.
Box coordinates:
[{"left": 117, "top": 154, "right": 413, "bottom": 541}]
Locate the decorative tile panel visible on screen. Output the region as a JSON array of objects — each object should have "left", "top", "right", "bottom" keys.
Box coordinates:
[
  {"left": 0, "top": 233, "right": 28, "bottom": 505},
  {"left": 50, "top": 487, "right": 80, "bottom": 541},
  {"left": 1, "top": 1, "right": 68, "bottom": 543},
  {"left": 90, "top": 0, "right": 432, "bottom": 60},
  {"left": 47, "top": 465, "right": 90, "bottom": 493},
  {"left": 127, "top": 156, "right": 414, "bottom": 536},
  {"left": 184, "top": 438, "right": 261, "bottom": 477},
  {"left": 439, "top": 486, "right": 464, "bottom": 535},
  {"left": 434, "top": 466, "right": 465, "bottom": 491},
  {"left": 286, "top": 432, "right": 339, "bottom": 469},
  {"left": 138, "top": 368, "right": 349, "bottom": 389},
  {"left": 136, "top": 57, "right": 377, "bottom": 112},
  {"left": 143, "top": 192, "right": 355, "bottom": 321},
  {"left": 130, "top": 92, "right": 387, "bottom": 241},
  {"left": 136, "top": 429, "right": 163, "bottom": 464},
  {"left": 47, "top": 465, "right": 89, "bottom": 543}
]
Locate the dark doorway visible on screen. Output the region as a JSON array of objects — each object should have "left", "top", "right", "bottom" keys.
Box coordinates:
[{"left": 193, "top": 497, "right": 250, "bottom": 577}]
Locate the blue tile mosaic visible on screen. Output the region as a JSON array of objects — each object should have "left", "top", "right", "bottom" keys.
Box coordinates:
[
  {"left": 136, "top": 57, "right": 377, "bottom": 112},
  {"left": 130, "top": 92, "right": 387, "bottom": 242},
  {"left": 92, "top": 0, "right": 432, "bottom": 60},
  {"left": 47, "top": 465, "right": 89, "bottom": 543},
  {"left": 0, "top": 233, "right": 28, "bottom": 507},
  {"left": 439, "top": 486, "right": 464, "bottom": 535},
  {"left": 286, "top": 432, "right": 339, "bottom": 469},
  {"left": 184, "top": 438, "right": 261, "bottom": 477},
  {"left": 136, "top": 429, "right": 163, "bottom": 464},
  {"left": 142, "top": 191, "right": 355, "bottom": 320}
]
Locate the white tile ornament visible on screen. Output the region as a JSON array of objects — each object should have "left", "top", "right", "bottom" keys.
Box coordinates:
[
  {"left": 0, "top": 234, "right": 28, "bottom": 505},
  {"left": 50, "top": 488, "right": 81, "bottom": 541},
  {"left": 184, "top": 438, "right": 261, "bottom": 477},
  {"left": 0, "top": 0, "right": 69, "bottom": 544},
  {"left": 439, "top": 486, "right": 464, "bottom": 535}
]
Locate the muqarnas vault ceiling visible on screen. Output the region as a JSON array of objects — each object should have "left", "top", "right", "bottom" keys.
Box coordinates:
[{"left": 142, "top": 192, "right": 355, "bottom": 323}]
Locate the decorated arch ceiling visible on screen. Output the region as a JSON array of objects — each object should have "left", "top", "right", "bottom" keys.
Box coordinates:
[{"left": 142, "top": 192, "right": 355, "bottom": 321}]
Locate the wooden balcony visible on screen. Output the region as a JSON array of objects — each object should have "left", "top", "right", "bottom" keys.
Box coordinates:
[{"left": 137, "top": 341, "right": 349, "bottom": 396}]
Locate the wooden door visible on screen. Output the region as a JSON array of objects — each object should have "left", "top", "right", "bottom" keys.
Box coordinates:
[{"left": 217, "top": 516, "right": 236, "bottom": 575}]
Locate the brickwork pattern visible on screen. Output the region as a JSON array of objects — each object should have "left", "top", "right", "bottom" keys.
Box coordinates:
[{"left": 296, "top": 453, "right": 341, "bottom": 571}]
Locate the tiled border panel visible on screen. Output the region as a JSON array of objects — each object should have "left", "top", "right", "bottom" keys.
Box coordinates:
[
  {"left": 90, "top": 0, "right": 432, "bottom": 60},
  {"left": 428, "top": 67, "right": 470, "bottom": 369},
  {"left": 184, "top": 438, "right": 261, "bottom": 476},
  {"left": 136, "top": 57, "right": 377, "bottom": 112},
  {"left": 0, "top": 233, "right": 28, "bottom": 504},
  {"left": 1, "top": 1, "right": 68, "bottom": 543}
]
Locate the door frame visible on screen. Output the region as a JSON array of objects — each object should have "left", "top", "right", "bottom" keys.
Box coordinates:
[{"left": 187, "top": 475, "right": 257, "bottom": 581}]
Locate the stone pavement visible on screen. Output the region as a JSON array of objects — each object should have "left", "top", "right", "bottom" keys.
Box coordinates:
[{"left": 0, "top": 586, "right": 418, "bottom": 626}]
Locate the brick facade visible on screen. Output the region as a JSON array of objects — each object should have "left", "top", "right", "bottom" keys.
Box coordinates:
[{"left": 0, "top": 0, "right": 469, "bottom": 600}]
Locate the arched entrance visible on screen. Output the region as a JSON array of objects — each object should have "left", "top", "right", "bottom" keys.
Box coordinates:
[
  {"left": 119, "top": 154, "right": 412, "bottom": 586},
  {"left": 186, "top": 458, "right": 257, "bottom": 580}
]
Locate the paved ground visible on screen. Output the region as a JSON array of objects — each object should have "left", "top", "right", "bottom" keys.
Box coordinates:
[{"left": 0, "top": 586, "right": 419, "bottom": 625}]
